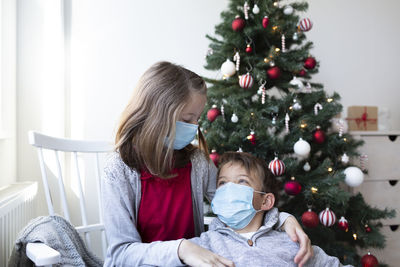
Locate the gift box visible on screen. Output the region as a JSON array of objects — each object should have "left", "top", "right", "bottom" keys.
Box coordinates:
[{"left": 346, "top": 106, "right": 378, "bottom": 131}]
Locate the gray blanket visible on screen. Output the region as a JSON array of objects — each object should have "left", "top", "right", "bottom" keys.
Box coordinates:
[{"left": 8, "top": 215, "right": 103, "bottom": 267}]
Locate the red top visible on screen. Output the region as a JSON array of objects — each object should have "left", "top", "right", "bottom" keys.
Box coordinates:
[{"left": 137, "top": 162, "right": 195, "bottom": 243}]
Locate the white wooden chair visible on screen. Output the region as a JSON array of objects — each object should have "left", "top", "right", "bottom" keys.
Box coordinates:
[{"left": 26, "top": 131, "right": 114, "bottom": 266}]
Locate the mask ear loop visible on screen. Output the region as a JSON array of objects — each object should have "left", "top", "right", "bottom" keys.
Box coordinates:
[{"left": 253, "top": 189, "right": 268, "bottom": 212}]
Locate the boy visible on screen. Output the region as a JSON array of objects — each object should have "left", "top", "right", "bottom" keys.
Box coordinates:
[{"left": 189, "top": 152, "right": 351, "bottom": 267}]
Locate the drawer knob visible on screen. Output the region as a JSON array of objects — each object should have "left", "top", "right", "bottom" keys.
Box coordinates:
[
  {"left": 388, "top": 135, "right": 398, "bottom": 142},
  {"left": 390, "top": 225, "right": 399, "bottom": 231},
  {"left": 389, "top": 180, "right": 398, "bottom": 186}
]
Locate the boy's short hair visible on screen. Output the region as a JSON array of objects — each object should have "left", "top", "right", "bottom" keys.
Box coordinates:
[{"left": 217, "top": 152, "right": 280, "bottom": 205}]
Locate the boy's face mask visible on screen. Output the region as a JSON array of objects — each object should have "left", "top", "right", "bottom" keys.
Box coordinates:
[
  {"left": 211, "top": 182, "right": 266, "bottom": 230},
  {"left": 169, "top": 121, "right": 198, "bottom": 150}
]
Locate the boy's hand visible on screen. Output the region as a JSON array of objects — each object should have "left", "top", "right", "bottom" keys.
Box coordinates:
[
  {"left": 178, "top": 239, "right": 235, "bottom": 267},
  {"left": 282, "top": 216, "right": 313, "bottom": 267}
]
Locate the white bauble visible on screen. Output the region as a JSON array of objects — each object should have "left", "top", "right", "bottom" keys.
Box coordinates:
[
  {"left": 289, "top": 76, "right": 304, "bottom": 89},
  {"left": 294, "top": 138, "right": 311, "bottom": 157},
  {"left": 221, "top": 59, "right": 236, "bottom": 77},
  {"left": 344, "top": 166, "right": 364, "bottom": 187},
  {"left": 283, "top": 5, "right": 294, "bottom": 15},
  {"left": 303, "top": 162, "right": 311, "bottom": 171},
  {"left": 252, "top": 4, "right": 260, "bottom": 14},
  {"left": 231, "top": 113, "right": 239, "bottom": 123}
]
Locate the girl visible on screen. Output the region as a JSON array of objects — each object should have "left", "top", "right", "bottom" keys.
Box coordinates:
[{"left": 102, "top": 61, "right": 312, "bottom": 266}]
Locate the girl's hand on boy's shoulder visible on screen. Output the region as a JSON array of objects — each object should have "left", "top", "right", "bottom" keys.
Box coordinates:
[
  {"left": 178, "top": 239, "right": 235, "bottom": 267},
  {"left": 282, "top": 216, "right": 313, "bottom": 267}
]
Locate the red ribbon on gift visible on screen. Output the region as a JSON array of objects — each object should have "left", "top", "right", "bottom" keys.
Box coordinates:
[{"left": 346, "top": 107, "right": 377, "bottom": 130}]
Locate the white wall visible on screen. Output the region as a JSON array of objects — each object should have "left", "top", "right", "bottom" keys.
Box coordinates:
[
  {"left": 307, "top": 0, "right": 400, "bottom": 129},
  {"left": 68, "top": 0, "right": 229, "bottom": 141},
  {"left": 0, "top": 0, "right": 17, "bottom": 188},
  {"left": 68, "top": 0, "right": 400, "bottom": 141}
]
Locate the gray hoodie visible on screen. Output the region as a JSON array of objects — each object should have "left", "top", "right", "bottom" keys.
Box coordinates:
[
  {"left": 190, "top": 208, "right": 352, "bottom": 267},
  {"left": 102, "top": 151, "right": 291, "bottom": 266}
]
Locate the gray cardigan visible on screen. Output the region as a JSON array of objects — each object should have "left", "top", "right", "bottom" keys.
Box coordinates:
[
  {"left": 102, "top": 151, "right": 290, "bottom": 267},
  {"left": 190, "top": 208, "right": 352, "bottom": 267}
]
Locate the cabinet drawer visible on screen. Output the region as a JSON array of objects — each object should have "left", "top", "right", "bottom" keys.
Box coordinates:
[
  {"left": 353, "top": 180, "right": 400, "bottom": 225},
  {"left": 359, "top": 225, "right": 400, "bottom": 267},
  {"left": 358, "top": 135, "right": 400, "bottom": 181}
]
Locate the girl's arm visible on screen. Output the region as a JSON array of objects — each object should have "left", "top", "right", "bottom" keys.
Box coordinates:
[{"left": 102, "top": 166, "right": 184, "bottom": 266}]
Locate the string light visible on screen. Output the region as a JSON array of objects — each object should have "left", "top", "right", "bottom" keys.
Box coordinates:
[
  {"left": 327, "top": 98, "right": 333, "bottom": 103},
  {"left": 300, "top": 123, "right": 307, "bottom": 128},
  {"left": 289, "top": 106, "right": 293, "bottom": 110},
  {"left": 343, "top": 138, "right": 347, "bottom": 142},
  {"left": 353, "top": 233, "right": 357, "bottom": 240},
  {"left": 311, "top": 187, "right": 318, "bottom": 193},
  {"left": 264, "top": 58, "right": 269, "bottom": 63},
  {"left": 272, "top": 26, "right": 278, "bottom": 31},
  {"left": 328, "top": 167, "right": 333, "bottom": 172},
  {"left": 273, "top": 2, "right": 279, "bottom": 7},
  {"left": 275, "top": 48, "right": 280, "bottom": 52}
]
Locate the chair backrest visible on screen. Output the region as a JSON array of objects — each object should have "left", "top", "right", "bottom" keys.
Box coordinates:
[{"left": 28, "top": 131, "right": 114, "bottom": 259}]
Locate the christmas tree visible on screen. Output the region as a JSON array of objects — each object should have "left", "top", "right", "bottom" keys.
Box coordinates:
[{"left": 200, "top": 1, "right": 394, "bottom": 266}]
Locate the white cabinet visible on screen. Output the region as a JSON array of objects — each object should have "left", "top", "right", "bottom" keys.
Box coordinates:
[{"left": 351, "top": 131, "right": 400, "bottom": 266}]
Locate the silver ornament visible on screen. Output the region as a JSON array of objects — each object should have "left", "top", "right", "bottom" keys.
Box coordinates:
[
  {"left": 252, "top": 94, "right": 260, "bottom": 102},
  {"left": 283, "top": 5, "right": 294, "bottom": 15},
  {"left": 252, "top": 4, "right": 260, "bottom": 14},
  {"left": 231, "top": 113, "right": 239, "bottom": 123},
  {"left": 303, "top": 162, "right": 311, "bottom": 171},
  {"left": 341, "top": 153, "right": 349, "bottom": 164}
]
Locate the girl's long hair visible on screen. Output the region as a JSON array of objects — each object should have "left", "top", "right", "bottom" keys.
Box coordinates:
[{"left": 115, "top": 61, "right": 208, "bottom": 177}]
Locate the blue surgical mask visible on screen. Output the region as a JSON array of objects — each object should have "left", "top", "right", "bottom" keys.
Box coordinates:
[
  {"left": 168, "top": 121, "right": 198, "bottom": 150},
  {"left": 211, "top": 182, "right": 265, "bottom": 230}
]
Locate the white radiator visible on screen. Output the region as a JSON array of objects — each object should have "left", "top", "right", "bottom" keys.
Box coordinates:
[{"left": 0, "top": 182, "right": 38, "bottom": 266}]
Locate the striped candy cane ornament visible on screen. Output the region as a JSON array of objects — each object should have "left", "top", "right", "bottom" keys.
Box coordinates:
[
  {"left": 319, "top": 208, "right": 337, "bottom": 227},
  {"left": 314, "top": 103, "right": 323, "bottom": 115},
  {"left": 244, "top": 2, "right": 250, "bottom": 20},
  {"left": 233, "top": 52, "right": 240, "bottom": 71},
  {"left": 360, "top": 154, "right": 368, "bottom": 171},
  {"left": 281, "top": 34, "right": 286, "bottom": 52}
]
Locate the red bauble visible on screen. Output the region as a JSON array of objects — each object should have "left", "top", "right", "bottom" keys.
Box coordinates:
[
  {"left": 298, "top": 69, "right": 306, "bottom": 77},
  {"left": 210, "top": 150, "right": 220, "bottom": 167},
  {"left": 365, "top": 224, "right": 372, "bottom": 233},
  {"left": 267, "top": 66, "right": 281, "bottom": 80},
  {"left": 284, "top": 178, "right": 302, "bottom": 195},
  {"left": 268, "top": 157, "right": 285, "bottom": 176},
  {"left": 338, "top": 216, "right": 349, "bottom": 231},
  {"left": 313, "top": 126, "right": 326, "bottom": 144},
  {"left": 247, "top": 131, "right": 256, "bottom": 145},
  {"left": 207, "top": 105, "right": 221, "bottom": 122},
  {"left": 319, "top": 208, "right": 336, "bottom": 227},
  {"left": 262, "top": 16, "right": 269, "bottom": 28},
  {"left": 361, "top": 253, "right": 379, "bottom": 267},
  {"left": 232, "top": 16, "right": 245, "bottom": 31},
  {"left": 245, "top": 45, "right": 252, "bottom": 53},
  {"left": 304, "top": 57, "right": 317, "bottom": 69},
  {"left": 301, "top": 209, "right": 319, "bottom": 228}
]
